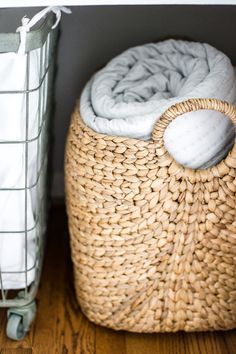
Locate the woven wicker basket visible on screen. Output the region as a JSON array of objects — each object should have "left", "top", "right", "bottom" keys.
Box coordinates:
[{"left": 65, "top": 98, "right": 236, "bottom": 333}]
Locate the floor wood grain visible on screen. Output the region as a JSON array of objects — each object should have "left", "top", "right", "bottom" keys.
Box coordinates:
[{"left": 0, "top": 205, "right": 235, "bottom": 354}]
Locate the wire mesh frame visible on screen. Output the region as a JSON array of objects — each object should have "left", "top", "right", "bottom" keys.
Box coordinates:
[{"left": 0, "top": 13, "right": 58, "bottom": 307}]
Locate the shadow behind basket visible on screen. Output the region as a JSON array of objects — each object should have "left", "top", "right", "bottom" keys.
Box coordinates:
[{"left": 65, "top": 98, "right": 236, "bottom": 332}]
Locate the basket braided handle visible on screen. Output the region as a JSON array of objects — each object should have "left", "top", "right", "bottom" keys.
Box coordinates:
[{"left": 152, "top": 98, "right": 236, "bottom": 145}]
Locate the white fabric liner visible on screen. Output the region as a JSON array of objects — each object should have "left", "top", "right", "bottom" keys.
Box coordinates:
[
  {"left": 0, "top": 47, "right": 45, "bottom": 290},
  {"left": 0, "top": 50, "right": 39, "bottom": 289},
  {"left": 80, "top": 39, "right": 236, "bottom": 169}
]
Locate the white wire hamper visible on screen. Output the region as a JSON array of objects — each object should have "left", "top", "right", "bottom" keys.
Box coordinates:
[{"left": 0, "top": 10, "right": 58, "bottom": 340}]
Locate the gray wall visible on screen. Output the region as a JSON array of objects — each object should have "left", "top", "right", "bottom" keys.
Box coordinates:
[{"left": 1, "top": 5, "right": 236, "bottom": 196}]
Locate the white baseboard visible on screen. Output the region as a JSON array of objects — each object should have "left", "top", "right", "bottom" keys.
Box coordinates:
[{"left": 52, "top": 171, "right": 65, "bottom": 198}]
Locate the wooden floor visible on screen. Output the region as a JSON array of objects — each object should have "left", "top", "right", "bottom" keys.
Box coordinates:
[{"left": 0, "top": 205, "right": 236, "bottom": 354}]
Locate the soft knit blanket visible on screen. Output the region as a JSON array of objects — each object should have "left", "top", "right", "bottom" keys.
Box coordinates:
[{"left": 80, "top": 40, "right": 236, "bottom": 169}]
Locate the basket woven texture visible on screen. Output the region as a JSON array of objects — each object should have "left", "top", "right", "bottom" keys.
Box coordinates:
[{"left": 65, "top": 98, "right": 236, "bottom": 332}]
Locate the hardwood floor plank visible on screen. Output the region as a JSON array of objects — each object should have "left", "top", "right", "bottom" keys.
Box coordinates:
[
  {"left": 0, "top": 350, "right": 32, "bottom": 354},
  {"left": 126, "top": 332, "right": 158, "bottom": 354},
  {"left": 184, "top": 332, "right": 230, "bottom": 354},
  {"left": 96, "top": 326, "right": 126, "bottom": 354},
  {"left": 62, "top": 274, "right": 96, "bottom": 354},
  {"left": 155, "top": 333, "right": 187, "bottom": 354},
  {"left": 31, "top": 208, "right": 67, "bottom": 354},
  {"left": 66, "top": 315, "right": 95, "bottom": 354},
  {"left": 223, "top": 330, "right": 236, "bottom": 354},
  {"left": 183, "top": 332, "right": 207, "bottom": 354}
]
